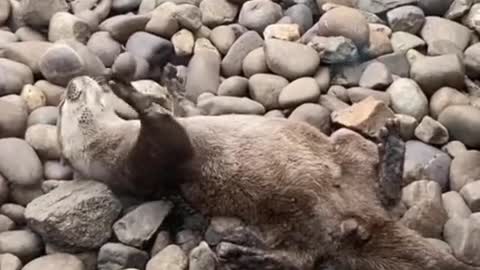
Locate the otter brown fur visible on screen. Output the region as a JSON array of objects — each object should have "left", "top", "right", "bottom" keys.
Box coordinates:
[{"left": 58, "top": 76, "right": 479, "bottom": 270}]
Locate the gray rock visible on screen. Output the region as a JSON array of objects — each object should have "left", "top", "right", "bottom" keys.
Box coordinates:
[
  {"left": 126, "top": 31, "right": 173, "bottom": 66},
  {"left": 98, "top": 243, "right": 149, "bottom": 270},
  {"left": 0, "top": 30, "right": 17, "bottom": 44},
  {"left": 114, "top": 201, "right": 173, "bottom": 248},
  {"left": 403, "top": 140, "right": 452, "bottom": 190},
  {"left": 285, "top": 4, "right": 313, "bottom": 33},
  {"left": 462, "top": 3, "right": 480, "bottom": 34},
  {"left": 318, "top": 94, "right": 349, "bottom": 111},
  {"left": 242, "top": 47, "right": 268, "bottom": 78},
  {"left": 386, "top": 78, "right": 428, "bottom": 120},
  {"left": 27, "top": 107, "right": 57, "bottom": 128},
  {"left": 265, "top": 110, "right": 285, "bottom": 118},
  {"left": 204, "top": 216, "right": 243, "bottom": 246},
  {"left": 0, "top": 0, "right": 9, "bottom": 26},
  {"left": 391, "top": 31, "right": 426, "bottom": 53},
  {"left": 175, "top": 229, "right": 202, "bottom": 254},
  {"left": 289, "top": 103, "right": 331, "bottom": 134},
  {"left": 87, "top": 31, "right": 122, "bottom": 68},
  {"left": 100, "top": 14, "right": 150, "bottom": 43},
  {"left": 172, "top": 29, "right": 194, "bottom": 56},
  {"left": 112, "top": 52, "right": 138, "bottom": 82},
  {"left": 0, "top": 58, "right": 34, "bottom": 95},
  {"left": 151, "top": 231, "right": 171, "bottom": 256},
  {"left": 25, "top": 124, "right": 61, "bottom": 160},
  {"left": 418, "top": 0, "right": 454, "bottom": 16},
  {"left": 0, "top": 138, "right": 42, "bottom": 186},
  {"left": 1, "top": 41, "right": 51, "bottom": 74},
  {"left": 278, "top": 77, "right": 320, "bottom": 108},
  {"left": 194, "top": 37, "right": 219, "bottom": 55},
  {"left": 401, "top": 180, "right": 443, "bottom": 209},
  {"left": 19, "top": 84, "right": 46, "bottom": 112},
  {"left": 347, "top": 87, "right": 390, "bottom": 105},
  {"left": 21, "top": 0, "right": 69, "bottom": 28},
  {"left": 263, "top": 23, "right": 301, "bottom": 41},
  {"left": 265, "top": 39, "right": 319, "bottom": 80},
  {"left": 442, "top": 191, "right": 472, "bottom": 219},
  {"left": 145, "top": 3, "right": 179, "bottom": 39},
  {"left": 189, "top": 242, "right": 215, "bottom": 270},
  {"left": 25, "top": 180, "right": 122, "bottom": 251},
  {"left": 438, "top": 106, "right": 480, "bottom": 148},
  {"left": 222, "top": 31, "right": 263, "bottom": 77},
  {"left": 414, "top": 116, "right": 449, "bottom": 145},
  {"left": 248, "top": 73, "right": 288, "bottom": 110},
  {"left": 112, "top": 0, "right": 142, "bottom": 12},
  {"left": 0, "top": 253, "right": 22, "bottom": 270},
  {"left": 395, "top": 114, "right": 418, "bottom": 140},
  {"left": 34, "top": 81, "right": 65, "bottom": 107},
  {"left": 9, "top": 184, "right": 44, "bottom": 206},
  {"left": 186, "top": 51, "right": 221, "bottom": 102},
  {"left": 0, "top": 95, "right": 28, "bottom": 138},
  {"left": 41, "top": 180, "right": 68, "bottom": 193},
  {"left": 218, "top": 76, "right": 248, "bottom": 97},
  {"left": 0, "top": 214, "right": 14, "bottom": 233},
  {"left": 356, "top": 0, "right": 417, "bottom": 14},
  {"left": 460, "top": 181, "right": 480, "bottom": 212},
  {"left": 449, "top": 150, "right": 480, "bottom": 192},
  {"left": 363, "top": 28, "right": 393, "bottom": 58},
  {"left": 307, "top": 36, "right": 358, "bottom": 64},
  {"left": 44, "top": 160, "right": 73, "bottom": 180},
  {"left": 376, "top": 52, "right": 410, "bottom": 77},
  {"left": 0, "top": 230, "right": 42, "bottom": 262},
  {"left": 7, "top": 0, "right": 26, "bottom": 31},
  {"left": 445, "top": 0, "right": 472, "bottom": 20},
  {"left": 210, "top": 25, "right": 236, "bottom": 55},
  {"left": 200, "top": 0, "right": 238, "bottom": 27},
  {"left": 238, "top": 0, "right": 282, "bottom": 33},
  {"left": 464, "top": 43, "right": 480, "bottom": 79},
  {"left": 23, "top": 254, "right": 85, "bottom": 270},
  {"left": 314, "top": 67, "right": 331, "bottom": 93},
  {"left": 327, "top": 85, "right": 348, "bottom": 103},
  {"left": 174, "top": 4, "right": 202, "bottom": 31},
  {"left": 359, "top": 62, "right": 393, "bottom": 90},
  {"left": 200, "top": 96, "right": 265, "bottom": 115},
  {"left": 48, "top": 12, "right": 91, "bottom": 43},
  {"left": 146, "top": 245, "right": 188, "bottom": 270},
  {"left": 386, "top": 5, "right": 425, "bottom": 34},
  {"left": 0, "top": 175, "right": 8, "bottom": 206},
  {"left": 420, "top": 16, "right": 472, "bottom": 52},
  {"left": 39, "top": 44, "right": 86, "bottom": 86},
  {"left": 442, "top": 140, "right": 468, "bottom": 158},
  {"left": 444, "top": 217, "right": 480, "bottom": 266},
  {"left": 410, "top": 54, "right": 465, "bottom": 97},
  {"left": 429, "top": 87, "right": 470, "bottom": 119}
]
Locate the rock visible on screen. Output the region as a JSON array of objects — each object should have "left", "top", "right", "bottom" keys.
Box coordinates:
[
  {"left": 307, "top": 36, "right": 358, "bottom": 64},
  {"left": 327, "top": 85, "right": 348, "bottom": 103},
  {"left": 100, "top": 14, "right": 150, "bottom": 43},
  {"left": 386, "top": 78, "right": 428, "bottom": 120},
  {"left": 332, "top": 97, "right": 394, "bottom": 137},
  {"left": 426, "top": 238, "right": 453, "bottom": 254},
  {"left": 16, "top": 27, "right": 45, "bottom": 42},
  {"left": 0, "top": 175, "right": 8, "bottom": 206},
  {"left": 449, "top": 150, "right": 480, "bottom": 192},
  {"left": 444, "top": 217, "right": 480, "bottom": 266},
  {"left": 238, "top": 0, "right": 282, "bottom": 33},
  {"left": 410, "top": 54, "right": 464, "bottom": 97},
  {"left": 242, "top": 47, "right": 268, "bottom": 77},
  {"left": 176, "top": 230, "right": 202, "bottom": 254},
  {"left": 464, "top": 43, "right": 480, "bottom": 79},
  {"left": 217, "top": 76, "right": 248, "bottom": 97},
  {"left": 420, "top": 16, "right": 472, "bottom": 52},
  {"left": 414, "top": 116, "right": 449, "bottom": 145},
  {"left": 386, "top": 5, "right": 425, "bottom": 34},
  {"left": 315, "top": 6, "right": 369, "bottom": 48},
  {"left": 39, "top": 44, "right": 85, "bottom": 86},
  {"left": 25, "top": 180, "right": 122, "bottom": 251},
  {"left": 193, "top": 38, "right": 219, "bottom": 55},
  {"left": 98, "top": 243, "right": 149, "bottom": 270},
  {"left": 359, "top": 62, "right": 393, "bottom": 90},
  {"left": 87, "top": 32, "right": 122, "bottom": 68},
  {"left": 438, "top": 106, "right": 480, "bottom": 148},
  {"left": 23, "top": 254, "right": 85, "bottom": 270},
  {"left": 0, "top": 253, "right": 22, "bottom": 270},
  {"left": 460, "top": 181, "right": 480, "bottom": 213},
  {"left": 314, "top": 67, "right": 331, "bottom": 93},
  {"left": 221, "top": 31, "right": 263, "bottom": 77},
  {"left": 429, "top": 87, "right": 470, "bottom": 119},
  {"left": 21, "top": 0, "right": 69, "bottom": 28},
  {"left": 151, "top": 231, "right": 171, "bottom": 256},
  {"left": 391, "top": 31, "right": 426, "bottom": 53},
  {"left": 10, "top": 184, "right": 44, "bottom": 206},
  {"left": 34, "top": 81, "right": 64, "bottom": 106},
  {"left": 402, "top": 180, "right": 442, "bottom": 208},
  {"left": 210, "top": 26, "right": 236, "bottom": 55},
  {"left": 112, "top": 0, "right": 142, "bottom": 12},
  {"left": 418, "top": 0, "right": 454, "bottom": 16},
  {"left": 356, "top": 0, "right": 417, "bottom": 14},
  {"left": 347, "top": 87, "right": 390, "bottom": 105},
  {"left": 442, "top": 191, "right": 472, "bottom": 219},
  {"left": 0, "top": 0, "right": 9, "bottom": 25},
  {"left": 318, "top": 94, "right": 349, "bottom": 112},
  {"left": 48, "top": 12, "right": 90, "bottom": 43},
  {"left": 204, "top": 217, "right": 243, "bottom": 245},
  {"left": 442, "top": 140, "right": 468, "bottom": 158},
  {"left": 25, "top": 124, "right": 61, "bottom": 160},
  {"left": 189, "top": 242, "right": 215, "bottom": 270},
  {"left": 200, "top": 0, "right": 238, "bottom": 27},
  {"left": 126, "top": 32, "right": 173, "bottom": 66},
  {"left": 264, "top": 39, "right": 319, "bottom": 80},
  {"left": 202, "top": 93, "right": 268, "bottom": 114},
  {"left": 376, "top": 52, "right": 410, "bottom": 77},
  {"left": 278, "top": 77, "right": 320, "bottom": 108},
  {"left": 20, "top": 84, "right": 46, "bottom": 112},
  {"left": 284, "top": 4, "right": 313, "bottom": 33},
  {"left": 1, "top": 41, "right": 52, "bottom": 74},
  {"left": 0, "top": 58, "right": 34, "bottom": 96},
  {"left": 174, "top": 4, "right": 202, "bottom": 31},
  {"left": 0, "top": 230, "right": 42, "bottom": 262},
  {"left": 0, "top": 138, "right": 42, "bottom": 186},
  {"left": 363, "top": 28, "right": 393, "bottom": 58},
  {"left": 0, "top": 30, "right": 17, "bottom": 44},
  {"left": 0, "top": 95, "right": 28, "bottom": 138},
  {"left": 395, "top": 114, "right": 418, "bottom": 140},
  {"left": 263, "top": 24, "right": 301, "bottom": 41},
  {"left": 445, "top": 0, "right": 472, "bottom": 20},
  {"left": 145, "top": 3, "right": 179, "bottom": 38},
  {"left": 172, "top": 29, "right": 194, "bottom": 56},
  {"left": 248, "top": 73, "right": 288, "bottom": 110},
  {"left": 0, "top": 214, "right": 14, "bottom": 233},
  {"left": 44, "top": 160, "right": 73, "bottom": 180},
  {"left": 146, "top": 245, "right": 188, "bottom": 270},
  {"left": 289, "top": 103, "right": 331, "bottom": 134},
  {"left": 463, "top": 3, "right": 480, "bottom": 34},
  {"left": 403, "top": 140, "right": 451, "bottom": 189},
  {"left": 185, "top": 51, "right": 221, "bottom": 102}
]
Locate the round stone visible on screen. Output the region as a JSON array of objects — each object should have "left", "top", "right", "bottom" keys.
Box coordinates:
[
  {"left": 27, "top": 106, "right": 58, "bottom": 127},
  {"left": 278, "top": 77, "right": 321, "bottom": 108},
  {"left": 39, "top": 44, "right": 85, "bottom": 86},
  {"left": 438, "top": 105, "right": 480, "bottom": 148},
  {"left": 23, "top": 254, "right": 85, "bottom": 270},
  {"left": 449, "top": 150, "right": 480, "bottom": 192},
  {"left": 238, "top": 0, "right": 283, "bottom": 33},
  {"left": 248, "top": 73, "right": 288, "bottom": 110},
  {"left": 0, "top": 230, "right": 43, "bottom": 262},
  {"left": 20, "top": 84, "right": 47, "bottom": 113},
  {"left": 0, "top": 204, "right": 26, "bottom": 226},
  {"left": 429, "top": 87, "right": 470, "bottom": 119},
  {"left": 0, "top": 95, "right": 28, "bottom": 138},
  {"left": 217, "top": 76, "right": 249, "bottom": 97},
  {"left": 242, "top": 47, "right": 269, "bottom": 77},
  {"left": 386, "top": 78, "right": 428, "bottom": 120},
  {"left": 200, "top": 0, "right": 238, "bottom": 27},
  {"left": 0, "top": 138, "right": 43, "bottom": 186},
  {"left": 87, "top": 31, "right": 122, "bottom": 68},
  {"left": 289, "top": 103, "right": 331, "bottom": 134},
  {"left": 25, "top": 124, "right": 61, "bottom": 160}
]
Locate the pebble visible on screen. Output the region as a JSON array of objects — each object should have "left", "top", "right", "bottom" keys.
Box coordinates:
[
  {"left": 217, "top": 76, "right": 248, "bottom": 97},
  {"left": 376, "top": 52, "right": 410, "bottom": 77},
  {"left": 289, "top": 103, "right": 331, "bottom": 134},
  {"left": 278, "top": 77, "right": 320, "bottom": 108},
  {"left": 442, "top": 191, "right": 472, "bottom": 219},
  {"left": 0, "top": 214, "right": 15, "bottom": 233},
  {"left": 248, "top": 73, "right": 288, "bottom": 110},
  {"left": 464, "top": 43, "right": 480, "bottom": 79},
  {"left": 307, "top": 36, "right": 358, "bottom": 64},
  {"left": 10, "top": 184, "right": 44, "bottom": 206},
  {"left": 314, "top": 67, "right": 331, "bottom": 93},
  {"left": 414, "top": 116, "right": 449, "bottom": 145},
  {"left": 242, "top": 47, "right": 269, "bottom": 78},
  {"left": 20, "top": 84, "right": 46, "bottom": 112},
  {"left": 359, "top": 62, "right": 393, "bottom": 90},
  {"left": 0, "top": 95, "right": 28, "bottom": 138},
  {"left": 445, "top": 0, "right": 471, "bottom": 20},
  {"left": 25, "top": 180, "right": 122, "bottom": 251},
  {"left": 0, "top": 59, "right": 34, "bottom": 96},
  {"left": 126, "top": 31, "right": 174, "bottom": 66},
  {"left": 0, "top": 253, "right": 22, "bottom": 270},
  {"left": 356, "top": 0, "right": 417, "bottom": 14},
  {"left": 0, "top": 30, "right": 18, "bottom": 44},
  {"left": 386, "top": 78, "right": 428, "bottom": 120},
  {"left": 98, "top": 243, "right": 149, "bottom": 270},
  {"left": 175, "top": 230, "right": 202, "bottom": 254},
  {"left": 87, "top": 31, "right": 122, "bottom": 68},
  {"left": 391, "top": 31, "right": 426, "bottom": 52},
  {"left": 222, "top": 31, "right": 263, "bottom": 77},
  {"left": 39, "top": 44, "right": 85, "bottom": 86},
  {"left": 238, "top": 0, "right": 282, "bottom": 33},
  {"left": 0, "top": 230, "right": 43, "bottom": 263},
  {"left": 1, "top": 204, "right": 26, "bottom": 225},
  {"left": 327, "top": 85, "right": 348, "bottom": 102},
  {"left": 172, "top": 29, "right": 195, "bottom": 56},
  {"left": 449, "top": 150, "right": 480, "bottom": 192},
  {"left": 264, "top": 39, "right": 319, "bottom": 80},
  {"left": 263, "top": 24, "right": 301, "bottom": 41},
  {"left": 174, "top": 4, "right": 203, "bottom": 31},
  {"left": 1, "top": 41, "right": 52, "bottom": 75},
  {"left": 442, "top": 140, "right": 468, "bottom": 158},
  {"left": 363, "top": 29, "right": 393, "bottom": 58},
  {"left": 151, "top": 231, "right": 172, "bottom": 256},
  {"left": 189, "top": 242, "right": 216, "bottom": 270},
  {"left": 210, "top": 26, "right": 236, "bottom": 55},
  {"left": 463, "top": 3, "right": 480, "bottom": 34},
  {"left": 438, "top": 105, "right": 480, "bottom": 148},
  {"left": 22, "top": 254, "right": 85, "bottom": 270},
  {"left": 185, "top": 51, "right": 221, "bottom": 102},
  {"left": 0, "top": 138, "right": 43, "bottom": 186},
  {"left": 100, "top": 14, "right": 150, "bottom": 43},
  {"left": 429, "top": 87, "right": 470, "bottom": 119},
  {"left": 21, "top": 0, "right": 70, "bottom": 28},
  {"left": 318, "top": 94, "right": 349, "bottom": 112},
  {"left": 420, "top": 16, "right": 472, "bottom": 52},
  {"left": 460, "top": 181, "right": 480, "bottom": 213},
  {"left": 386, "top": 5, "right": 425, "bottom": 34},
  {"left": 395, "top": 114, "right": 418, "bottom": 140},
  {"left": 418, "top": 0, "right": 454, "bottom": 16},
  {"left": 401, "top": 180, "right": 443, "bottom": 209},
  {"left": 25, "top": 124, "right": 61, "bottom": 160},
  {"left": 0, "top": 0, "right": 9, "bottom": 25},
  {"left": 347, "top": 87, "right": 390, "bottom": 105},
  {"left": 443, "top": 217, "right": 480, "bottom": 266},
  {"left": 112, "top": 0, "right": 142, "bottom": 13},
  {"left": 146, "top": 245, "right": 188, "bottom": 270},
  {"left": 146, "top": 3, "right": 179, "bottom": 38},
  {"left": 200, "top": 0, "right": 238, "bottom": 27},
  {"left": 48, "top": 12, "right": 91, "bottom": 43},
  {"left": 34, "top": 81, "right": 65, "bottom": 106},
  {"left": 44, "top": 160, "right": 73, "bottom": 180}
]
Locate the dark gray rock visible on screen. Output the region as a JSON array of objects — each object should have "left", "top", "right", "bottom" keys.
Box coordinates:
[
  {"left": 0, "top": 230, "right": 43, "bottom": 263},
  {"left": 238, "top": 0, "right": 282, "bottom": 33},
  {"left": 146, "top": 245, "right": 188, "bottom": 270},
  {"left": 204, "top": 216, "right": 243, "bottom": 246},
  {"left": 186, "top": 51, "right": 221, "bottom": 102},
  {"left": 126, "top": 31, "right": 173, "bottom": 66},
  {"left": 289, "top": 103, "right": 331, "bottom": 134},
  {"left": 359, "top": 62, "right": 393, "bottom": 90},
  {"left": 414, "top": 116, "right": 449, "bottom": 145},
  {"left": 22, "top": 254, "right": 85, "bottom": 270},
  {"left": 218, "top": 76, "right": 248, "bottom": 97},
  {"left": 175, "top": 229, "right": 202, "bottom": 254},
  {"left": 27, "top": 106, "right": 58, "bottom": 127},
  {"left": 0, "top": 95, "right": 28, "bottom": 138},
  {"left": 438, "top": 106, "right": 480, "bottom": 148},
  {"left": 449, "top": 150, "right": 480, "bottom": 192},
  {"left": 307, "top": 36, "right": 358, "bottom": 64},
  {"left": 98, "top": 243, "right": 149, "bottom": 270},
  {"left": 21, "top": 0, "right": 69, "bottom": 28},
  {"left": 87, "top": 31, "right": 122, "bottom": 68},
  {"left": 429, "top": 87, "right": 470, "bottom": 119},
  {"left": 279, "top": 77, "right": 320, "bottom": 108},
  {"left": 99, "top": 14, "right": 150, "bottom": 43},
  {"left": 221, "top": 31, "right": 263, "bottom": 77},
  {"left": 0, "top": 58, "right": 34, "bottom": 95},
  {"left": 0, "top": 138, "right": 42, "bottom": 186},
  {"left": 420, "top": 16, "right": 472, "bottom": 52},
  {"left": 248, "top": 73, "right": 288, "bottom": 110},
  {"left": 386, "top": 5, "right": 425, "bottom": 34}
]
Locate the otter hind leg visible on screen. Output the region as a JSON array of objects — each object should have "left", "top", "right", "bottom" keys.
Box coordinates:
[{"left": 376, "top": 118, "right": 405, "bottom": 210}]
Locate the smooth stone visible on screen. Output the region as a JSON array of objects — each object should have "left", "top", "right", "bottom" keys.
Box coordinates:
[
  {"left": 463, "top": 3, "right": 480, "bottom": 35},
  {"left": 289, "top": 103, "right": 331, "bottom": 134},
  {"left": 418, "top": 0, "right": 454, "bottom": 16},
  {"left": 442, "top": 191, "right": 472, "bottom": 219},
  {"left": 307, "top": 36, "right": 358, "bottom": 64},
  {"left": 238, "top": 0, "right": 282, "bottom": 33},
  {"left": 0, "top": 175, "right": 8, "bottom": 206},
  {"left": 438, "top": 106, "right": 480, "bottom": 148},
  {"left": 318, "top": 94, "right": 349, "bottom": 112},
  {"left": 449, "top": 150, "right": 480, "bottom": 192},
  {"left": 48, "top": 12, "right": 90, "bottom": 43},
  {"left": 445, "top": 0, "right": 472, "bottom": 20},
  {"left": 0, "top": 0, "right": 9, "bottom": 25},
  {"left": 44, "top": 160, "right": 73, "bottom": 180},
  {"left": 0, "top": 253, "right": 22, "bottom": 270},
  {"left": 444, "top": 217, "right": 480, "bottom": 266},
  {"left": 145, "top": 3, "right": 179, "bottom": 39},
  {"left": 146, "top": 245, "right": 188, "bottom": 270},
  {"left": 193, "top": 37, "right": 220, "bottom": 56},
  {"left": 0, "top": 214, "right": 14, "bottom": 233},
  {"left": 0, "top": 138, "right": 42, "bottom": 186},
  {"left": 217, "top": 76, "right": 248, "bottom": 97},
  {"left": 0, "top": 30, "right": 18, "bottom": 44},
  {"left": 34, "top": 81, "right": 65, "bottom": 106},
  {"left": 285, "top": 4, "right": 313, "bottom": 33},
  {"left": 0, "top": 58, "right": 34, "bottom": 95},
  {"left": 100, "top": 14, "right": 150, "bottom": 43},
  {"left": 176, "top": 230, "right": 201, "bottom": 254},
  {"left": 189, "top": 242, "right": 216, "bottom": 270},
  {"left": 1, "top": 41, "right": 51, "bottom": 74},
  {"left": 22, "top": 254, "right": 85, "bottom": 270},
  {"left": 87, "top": 31, "right": 122, "bottom": 67},
  {"left": 464, "top": 43, "right": 480, "bottom": 79},
  {"left": 0, "top": 230, "right": 42, "bottom": 263},
  {"left": 429, "top": 87, "right": 469, "bottom": 119},
  {"left": 25, "top": 124, "right": 61, "bottom": 160},
  {"left": 172, "top": 29, "right": 194, "bottom": 57},
  {"left": 39, "top": 44, "right": 85, "bottom": 86},
  {"left": 420, "top": 16, "right": 472, "bottom": 52},
  {"left": 356, "top": 0, "right": 417, "bottom": 14},
  {"left": 150, "top": 231, "right": 171, "bottom": 256},
  {"left": 195, "top": 97, "right": 262, "bottom": 116},
  {"left": 20, "top": 84, "right": 46, "bottom": 112},
  {"left": 41, "top": 180, "right": 68, "bottom": 193},
  {"left": 391, "top": 31, "right": 426, "bottom": 53},
  {"left": 210, "top": 26, "right": 236, "bottom": 55},
  {"left": 242, "top": 47, "right": 268, "bottom": 78},
  {"left": 460, "top": 181, "right": 480, "bottom": 212},
  {"left": 386, "top": 5, "right": 425, "bottom": 34},
  {"left": 221, "top": 31, "right": 263, "bottom": 77},
  {"left": 442, "top": 140, "right": 468, "bottom": 158},
  {"left": 112, "top": 0, "right": 142, "bottom": 12},
  {"left": 279, "top": 77, "right": 320, "bottom": 108},
  {"left": 363, "top": 28, "right": 393, "bottom": 58},
  {"left": 0, "top": 95, "right": 28, "bottom": 138},
  {"left": 200, "top": 0, "right": 238, "bottom": 27},
  {"left": 98, "top": 243, "right": 149, "bottom": 270},
  {"left": 386, "top": 78, "right": 428, "bottom": 120},
  {"left": 174, "top": 4, "right": 202, "bottom": 31},
  {"left": 314, "top": 67, "right": 331, "bottom": 93},
  {"left": 376, "top": 52, "right": 410, "bottom": 77},
  {"left": 359, "top": 62, "right": 393, "bottom": 90},
  {"left": 327, "top": 85, "right": 348, "bottom": 103},
  {"left": 395, "top": 114, "right": 418, "bottom": 140},
  {"left": 248, "top": 73, "right": 288, "bottom": 110},
  {"left": 9, "top": 184, "right": 43, "bottom": 206},
  {"left": 185, "top": 51, "right": 221, "bottom": 102},
  {"left": 263, "top": 24, "right": 301, "bottom": 41},
  {"left": 347, "top": 87, "right": 390, "bottom": 105},
  {"left": 126, "top": 31, "right": 173, "bottom": 66},
  {"left": 21, "top": 0, "right": 69, "bottom": 27},
  {"left": 414, "top": 116, "right": 449, "bottom": 145}
]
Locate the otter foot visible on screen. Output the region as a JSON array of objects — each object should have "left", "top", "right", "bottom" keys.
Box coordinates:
[
  {"left": 221, "top": 226, "right": 267, "bottom": 249},
  {"left": 108, "top": 80, "right": 153, "bottom": 114},
  {"left": 376, "top": 118, "right": 405, "bottom": 209}
]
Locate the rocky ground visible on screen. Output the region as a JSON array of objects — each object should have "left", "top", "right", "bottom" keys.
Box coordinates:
[{"left": 0, "top": 0, "right": 480, "bottom": 269}]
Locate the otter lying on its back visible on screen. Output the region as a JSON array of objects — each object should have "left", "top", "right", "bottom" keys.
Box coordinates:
[{"left": 58, "top": 76, "right": 479, "bottom": 270}]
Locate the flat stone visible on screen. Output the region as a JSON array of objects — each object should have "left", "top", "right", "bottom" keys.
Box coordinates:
[
  {"left": 429, "top": 87, "right": 470, "bottom": 119},
  {"left": 22, "top": 254, "right": 85, "bottom": 270},
  {"left": 438, "top": 106, "right": 480, "bottom": 148},
  {"left": 445, "top": 0, "right": 472, "bottom": 20},
  {"left": 0, "top": 214, "right": 14, "bottom": 233},
  {"left": 146, "top": 245, "right": 188, "bottom": 270},
  {"left": 25, "top": 124, "right": 61, "bottom": 160},
  {"left": 98, "top": 243, "right": 149, "bottom": 270},
  {"left": 327, "top": 85, "right": 348, "bottom": 103},
  {"left": 176, "top": 230, "right": 202, "bottom": 254},
  {"left": 100, "top": 14, "right": 150, "bottom": 43},
  {"left": 112, "top": 0, "right": 142, "bottom": 12},
  {"left": 442, "top": 191, "right": 472, "bottom": 219},
  {"left": 391, "top": 31, "right": 426, "bottom": 53},
  {"left": 386, "top": 5, "right": 425, "bottom": 34},
  {"left": 376, "top": 52, "right": 410, "bottom": 77},
  {"left": 386, "top": 78, "right": 428, "bottom": 120},
  {"left": 289, "top": 103, "right": 331, "bottom": 134},
  {"left": 238, "top": 0, "right": 282, "bottom": 33},
  {"left": 0, "top": 230, "right": 43, "bottom": 263},
  {"left": 462, "top": 3, "right": 480, "bottom": 34},
  {"left": 444, "top": 217, "right": 480, "bottom": 266},
  {"left": 248, "top": 73, "right": 288, "bottom": 110},
  {"left": 1, "top": 41, "right": 52, "bottom": 74},
  {"left": 285, "top": 4, "right": 313, "bottom": 33},
  {"left": 449, "top": 150, "right": 480, "bottom": 192},
  {"left": 347, "top": 87, "right": 390, "bottom": 105},
  {"left": 318, "top": 94, "right": 349, "bottom": 112},
  {"left": 278, "top": 77, "right": 320, "bottom": 108},
  {"left": 402, "top": 180, "right": 443, "bottom": 208},
  {"left": 314, "top": 66, "right": 331, "bottom": 93},
  {"left": 359, "top": 62, "right": 393, "bottom": 90},
  {"left": 221, "top": 31, "right": 263, "bottom": 77},
  {"left": 363, "top": 28, "right": 393, "bottom": 58},
  {"left": 414, "top": 116, "right": 449, "bottom": 145},
  {"left": 0, "top": 138, "right": 42, "bottom": 186},
  {"left": 197, "top": 96, "right": 266, "bottom": 115},
  {"left": 186, "top": 51, "right": 221, "bottom": 102},
  {"left": 420, "top": 16, "right": 472, "bottom": 52},
  {"left": 0, "top": 175, "right": 8, "bottom": 206}
]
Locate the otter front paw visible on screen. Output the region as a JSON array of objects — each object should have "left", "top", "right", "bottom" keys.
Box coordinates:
[{"left": 108, "top": 80, "right": 153, "bottom": 114}]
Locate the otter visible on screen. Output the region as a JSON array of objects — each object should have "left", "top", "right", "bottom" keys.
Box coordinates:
[{"left": 58, "top": 76, "right": 479, "bottom": 270}]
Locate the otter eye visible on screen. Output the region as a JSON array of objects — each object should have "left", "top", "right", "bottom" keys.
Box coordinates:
[{"left": 66, "top": 83, "right": 81, "bottom": 101}]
